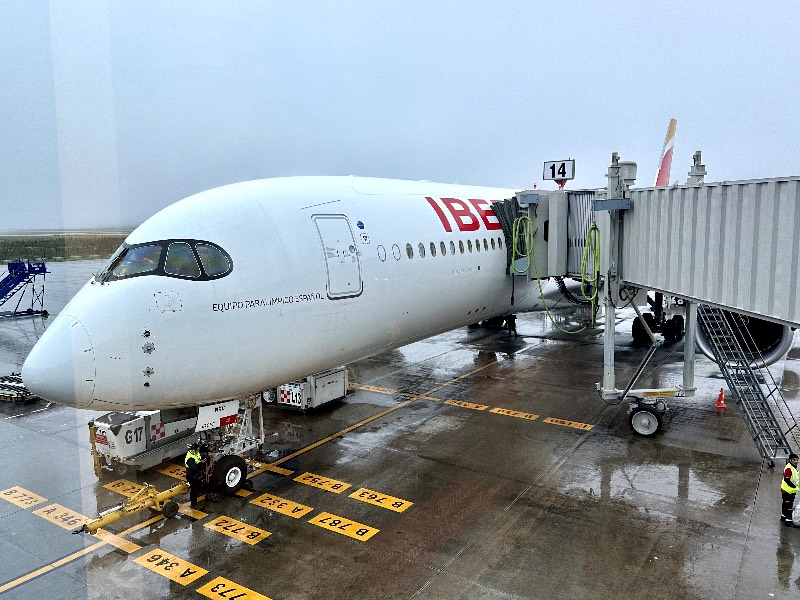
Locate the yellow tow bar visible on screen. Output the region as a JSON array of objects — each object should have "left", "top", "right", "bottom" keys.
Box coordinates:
[{"left": 76, "top": 481, "right": 189, "bottom": 534}]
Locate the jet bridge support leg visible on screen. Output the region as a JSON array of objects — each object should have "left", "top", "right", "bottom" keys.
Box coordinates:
[{"left": 682, "top": 302, "right": 697, "bottom": 397}]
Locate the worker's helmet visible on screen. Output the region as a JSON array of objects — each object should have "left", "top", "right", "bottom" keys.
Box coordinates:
[{"left": 188, "top": 442, "right": 199, "bottom": 450}]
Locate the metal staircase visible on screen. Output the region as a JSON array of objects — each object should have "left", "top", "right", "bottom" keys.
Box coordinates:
[
  {"left": 0, "top": 261, "right": 48, "bottom": 316},
  {"left": 698, "top": 305, "right": 796, "bottom": 464}
]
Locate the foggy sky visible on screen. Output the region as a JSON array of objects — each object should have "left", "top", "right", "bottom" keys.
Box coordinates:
[{"left": 1, "top": 1, "right": 798, "bottom": 232}]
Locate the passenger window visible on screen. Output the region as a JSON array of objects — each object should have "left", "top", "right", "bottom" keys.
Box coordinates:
[
  {"left": 450, "top": 241, "right": 456, "bottom": 255},
  {"left": 467, "top": 240, "right": 473, "bottom": 253},
  {"left": 195, "top": 243, "right": 231, "bottom": 276},
  {"left": 475, "top": 239, "right": 480, "bottom": 252},
  {"left": 111, "top": 244, "right": 162, "bottom": 278},
  {"left": 491, "top": 238, "right": 496, "bottom": 250},
  {"left": 440, "top": 241, "right": 446, "bottom": 256},
  {"left": 430, "top": 242, "right": 436, "bottom": 257},
  {"left": 406, "top": 243, "right": 414, "bottom": 259},
  {"left": 459, "top": 240, "right": 464, "bottom": 254},
  {"left": 418, "top": 243, "right": 426, "bottom": 258},
  {"left": 165, "top": 242, "right": 201, "bottom": 278},
  {"left": 483, "top": 239, "right": 488, "bottom": 251},
  {"left": 498, "top": 237, "right": 503, "bottom": 249}
]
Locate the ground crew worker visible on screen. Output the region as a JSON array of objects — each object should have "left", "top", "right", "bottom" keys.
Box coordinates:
[
  {"left": 505, "top": 314, "right": 518, "bottom": 337},
  {"left": 782, "top": 453, "right": 799, "bottom": 527},
  {"left": 185, "top": 442, "right": 205, "bottom": 508}
]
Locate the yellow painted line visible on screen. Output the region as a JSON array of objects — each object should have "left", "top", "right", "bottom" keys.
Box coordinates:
[
  {"left": 134, "top": 548, "right": 208, "bottom": 585},
  {"left": 204, "top": 515, "right": 271, "bottom": 545},
  {"left": 360, "top": 384, "right": 398, "bottom": 395},
  {"left": 178, "top": 503, "right": 208, "bottom": 519},
  {"left": 491, "top": 407, "right": 539, "bottom": 421},
  {"left": 235, "top": 488, "right": 254, "bottom": 497},
  {"left": 445, "top": 399, "right": 488, "bottom": 411},
  {"left": 0, "top": 514, "right": 163, "bottom": 594},
  {"left": 103, "top": 479, "right": 144, "bottom": 498},
  {"left": 0, "top": 486, "right": 47, "bottom": 509},
  {"left": 308, "top": 511, "right": 379, "bottom": 542},
  {"left": 271, "top": 399, "right": 414, "bottom": 467},
  {"left": 159, "top": 463, "right": 186, "bottom": 480},
  {"left": 294, "top": 472, "right": 351, "bottom": 494},
  {"left": 250, "top": 493, "right": 314, "bottom": 518},
  {"left": 197, "top": 576, "right": 273, "bottom": 600},
  {"left": 32, "top": 504, "right": 87, "bottom": 530},
  {"left": 246, "top": 463, "right": 295, "bottom": 478},
  {"left": 542, "top": 417, "right": 594, "bottom": 431},
  {"left": 94, "top": 528, "right": 142, "bottom": 553},
  {"left": 643, "top": 390, "right": 676, "bottom": 397},
  {"left": 348, "top": 381, "right": 360, "bottom": 388},
  {"left": 0, "top": 541, "right": 106, "bottom": 593},
  {"left": 423, "top": 359, "right": 499, "bottom": 395},
  {"left": 400, "top": 392, "right": 440, "bottom": 402},
  {"left": 349, "top": 488, "right": 413, "bottom": 513}
]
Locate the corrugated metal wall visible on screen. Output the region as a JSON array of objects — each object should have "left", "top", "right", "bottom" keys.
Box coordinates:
[
  {"left": 566, "top": 191, "right": 596, "bottom": 276},
  {"left": 620, "top": 177, "right": 800, "bottom": 326}
]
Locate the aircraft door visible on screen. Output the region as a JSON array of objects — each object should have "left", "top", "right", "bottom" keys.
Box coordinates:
[{"left": 313, "top": 215, "right": 363, "bottom": 299}]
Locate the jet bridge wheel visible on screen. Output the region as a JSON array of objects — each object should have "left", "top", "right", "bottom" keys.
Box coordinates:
[
  {"left": 211, "top": 455, "right": 247, "bottom": 494},
  {"left": 629, "top": 403, "right": 663, "bottom": 437}
]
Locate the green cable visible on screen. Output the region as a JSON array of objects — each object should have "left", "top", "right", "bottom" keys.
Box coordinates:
[
  {"left": 511, "top": 216, "right": 533, "bottom": 274},
  {"left": 580, "top": 223, "right": 601, "bottom": 326}
]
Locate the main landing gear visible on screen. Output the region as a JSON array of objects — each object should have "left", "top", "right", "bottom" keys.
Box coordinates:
[{"left": 632, "top": 293, "right": 685, "bottom": 344}]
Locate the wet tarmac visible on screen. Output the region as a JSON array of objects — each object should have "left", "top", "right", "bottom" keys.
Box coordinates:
[{"left": 2, "top": 261, "right": 800, "bottom": 599}]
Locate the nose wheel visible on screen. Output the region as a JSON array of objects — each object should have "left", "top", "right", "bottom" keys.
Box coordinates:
[{"left": 628, "top": 399, "right": 667, "bottom": 437}]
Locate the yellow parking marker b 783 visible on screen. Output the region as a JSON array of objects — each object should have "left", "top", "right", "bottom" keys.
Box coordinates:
[
  {"left": 0, "top": 487, "right": 47, "bottom": 508},
  {"left": 445, "top": 399, "right": 488, "bottom": 411},
  {"left": 490, "top": 407, "right": 539, "bottom": 421},
  {"left": 103, "top": 479, "right": 144, "bottom": 498}
]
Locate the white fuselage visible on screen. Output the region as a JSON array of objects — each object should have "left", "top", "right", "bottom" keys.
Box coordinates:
[{"left": 23, "top": 176, "right": 559, "bottom": 410}]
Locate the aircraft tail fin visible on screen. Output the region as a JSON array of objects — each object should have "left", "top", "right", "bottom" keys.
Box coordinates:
[{"left": 654, "top": 118, "right": 677, "bottom": 186}]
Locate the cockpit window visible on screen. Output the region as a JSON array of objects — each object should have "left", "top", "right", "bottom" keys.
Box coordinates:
[
  {"left": 96, "top": 239, "right": 233, "bottom": 282},
  {"left": 164, "top": 242, "right": 201, "bottom": 278},
  {"left": 111, "top": 244, "right": 162, "bottom": 278},
  {"left": 195, "top": 243, "right": 231, "bottom": 276}
]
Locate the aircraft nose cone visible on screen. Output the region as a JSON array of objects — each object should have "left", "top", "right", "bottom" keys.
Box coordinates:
[{"left": 22, "top": 315, "right": 95, "bottom": 408}]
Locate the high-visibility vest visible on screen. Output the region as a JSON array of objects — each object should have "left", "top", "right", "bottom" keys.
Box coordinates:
[
  {"left": 782, "top": 462, "right": 799, "bottom": 494},
  {"left": 185, "top": 449, "right": 202, "bottom": 469}
]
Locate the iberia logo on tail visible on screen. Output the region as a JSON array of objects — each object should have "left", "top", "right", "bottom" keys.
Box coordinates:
[{"left": 654, "top": 118, "right": 677, "bottom": 186}]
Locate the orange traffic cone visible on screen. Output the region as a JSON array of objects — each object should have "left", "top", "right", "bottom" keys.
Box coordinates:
[{"left": 715, "top": 388, "right": 727, "bottom": 409}]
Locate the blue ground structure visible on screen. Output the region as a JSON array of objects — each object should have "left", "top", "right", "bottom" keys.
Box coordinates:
[{"left": 0, "top": 260, "right": 48, "bottom": 317}]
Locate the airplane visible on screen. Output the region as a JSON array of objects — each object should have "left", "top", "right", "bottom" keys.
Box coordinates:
[
  {"left": 22, "top": 123, "right": 793, "bottom": 413},
  {"left": 21, "top": 177, "right": 579, "bottom": 411}
]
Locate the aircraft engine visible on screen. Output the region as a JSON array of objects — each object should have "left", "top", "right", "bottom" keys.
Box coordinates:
[{"left": 696, "top": 309, "right": 794, "bottom": 368}]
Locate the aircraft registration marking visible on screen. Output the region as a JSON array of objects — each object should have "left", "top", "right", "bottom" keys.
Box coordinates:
[
  {"left": 491, "top": 408, "right": 539, "bottom": 421},
  {"left": 197, "top": 576, "right": 273, "bottom": 600},
  {"left": 360, "top": 385, "right": 397, "bottom": 395},
  {"left": 250, "top": 493, "right": 314, "bottom": 518},
  {"left": 103, "top": 479, "right": 144, "bottom": 498},
  {"left": 160, "top": 463, "right": 187, "bottom": 480},
  {"left": 94, "top": 528, "right": 142, "bottom": 553},
  {"left": 445, "top": 399, "right": 489, "bottom": 411},
  {"left": 542, "top": 417, "right": 593, "bottom": 431},
  {"left": 0, "top": 486, "right": 47, "bottom": 508},
  {"left": 204, "top": 516, "right": 271, "bottom": 545},
  {"left": 308, "top": 511, "right": 379, "bottom": 541},
  {"left": 295, "top": 472, "right": 351, "bottom": 494},
  {"left": 349, "top": 488, "right": 413, "bottom": 513},
  {"left": 134, "top": 549, "right": 208, "bottom": 585},
  {"left": 32, "top": 504, "right": 87, "bottom": 530}
]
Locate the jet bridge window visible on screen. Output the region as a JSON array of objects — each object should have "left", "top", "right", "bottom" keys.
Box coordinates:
[{"left": 165, "top": 242, "right": 201, "bottom": 278}]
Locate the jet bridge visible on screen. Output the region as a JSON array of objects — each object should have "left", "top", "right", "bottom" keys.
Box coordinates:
[{"left": 507, "top": 155, "right": 800, "bottom": 463}]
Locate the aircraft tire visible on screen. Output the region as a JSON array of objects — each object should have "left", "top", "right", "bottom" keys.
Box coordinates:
[
  {"left": 212, "top": 455, "right": 247, "bottom": 494},
  {"left": 629, "top": 406, "right": 662, "bottom": 437}
]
